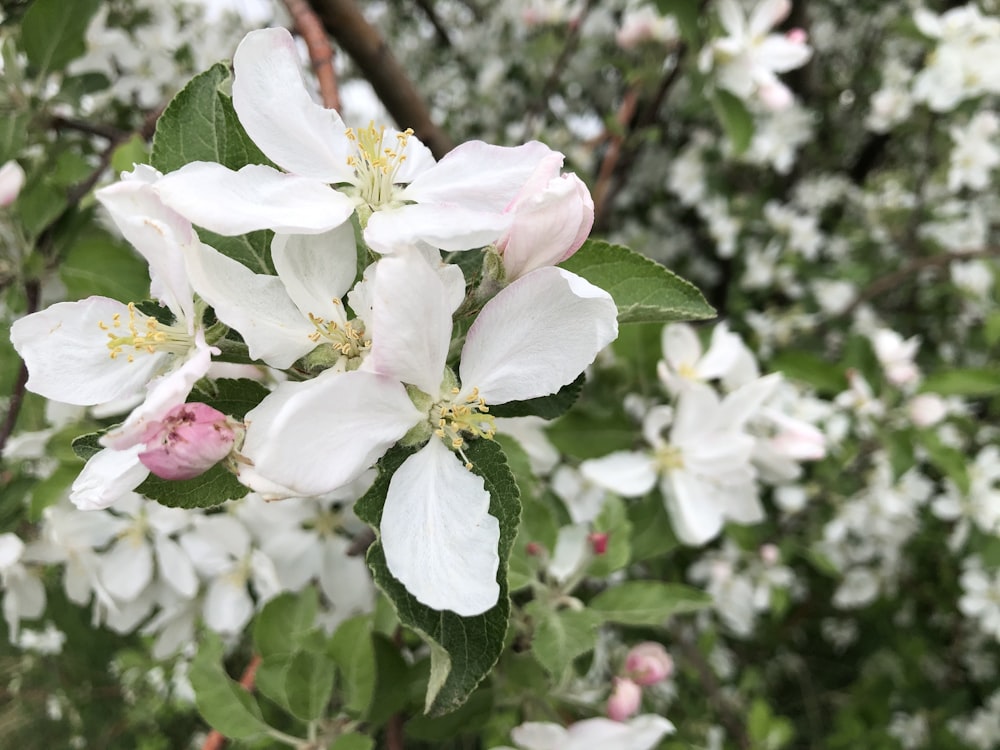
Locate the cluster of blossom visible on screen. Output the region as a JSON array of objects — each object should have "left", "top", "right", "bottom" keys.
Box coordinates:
[{"left": 8, "top": 26, "right": 615, "bottom": 622}]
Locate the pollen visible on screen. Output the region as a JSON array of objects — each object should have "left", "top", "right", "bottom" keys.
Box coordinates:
[
  {"left": 99, "top": 303, "right": 192, "bottom": 362},
  {"left": 655, "top": 444, "right": 685, "bottom": 472},
  {"left": 429, "top": 386, "right": 496, "bottom": 470},
  {"left": 344, "top": 121, "right": 413, "bottom": 211},
  {"left": 306, "top": 307, "right": 371, "bottom": 361}
]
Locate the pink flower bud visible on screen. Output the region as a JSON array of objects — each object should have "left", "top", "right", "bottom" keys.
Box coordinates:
[
  {"left": 525, "top": 541, "right": 544, "bottom": 557},
  {"left": 607, "top": 677, "right": 642, "bottom": 721},
  {"left": 138, "top": 402, "right": 237, "bottom": 480},
  {"left": 624, "top": 642, "right": 674, "bottom": 686},
  {"left": 0, "top": 160, "right": 25, "bottom": 207},
  {"left": 497, "top": 154, "right": 594, "bottom": 281},
  {"left": 588, "top": 531, "right": 609, "bottom": 555},
  {"left": 786, "top": 28, "right": 808, "bottom": 45},
  {"left": 759, "top": 543, "right": 780, "bottom": 565}
]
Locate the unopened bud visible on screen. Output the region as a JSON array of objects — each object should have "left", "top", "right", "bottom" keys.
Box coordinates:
[
  {"left": 760, "top": 544, "right": 780, "bottom": 566},
  {"left": 607, "top": 677, "right": 642, "bottom": 721},
  {"left": 525, "top": 541, "right": 544, "bottom": 557},
  {"left": 588, "top": 532, "right": 609, "bottom": 555},
  {"left": 624, "top": 642, "right": 673, "bottom": 686},
  {"left": 786, "top": 28, "right": 808, "bottom": 44},
  {"left": 0, "top": 161, "right": 25, "bottom": 207},
  {"left": 138, "top": 402, "right": 237, "bottom": 480}
]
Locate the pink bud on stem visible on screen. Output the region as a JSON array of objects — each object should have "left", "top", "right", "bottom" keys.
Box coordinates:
[
  {"left": 624, "top": 642, "right": 674, "bottom": 686},
  {"left": 138, "top": 402, "right": 237, "bottom": 480}
]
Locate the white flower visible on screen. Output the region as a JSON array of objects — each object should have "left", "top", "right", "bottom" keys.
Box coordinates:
[
  {"left": 871, "top": 328, "right": 920, "bottom": 386},
  {"left": 237, "top": 250, "right": 617, "bottom": 614},
  {"left": 0, "top": 533, "right": 45, "bottom": 641},
  {"left": 948, "top": 112, "right": 1000, "bottom": 192},
  {"left": 154, "top": 27, "right": 559, "bottom": 254},
  {"left": 581, "top": 376, "right": 780, "bottom": 545},
  {"left": 0, "top": 160, "right": 25, "bottom": 206},
  {"left": 616, "top": 6, "right": 679, "bottom": 49},
  {"left": 657, "top": 322, "right": 744, "bottom": 392},
  {"left": 494, "top": 714, "right": 674, "bottom": 750},
  {"left": 700, "top": 0, "right": 812, "bottom": 110}
]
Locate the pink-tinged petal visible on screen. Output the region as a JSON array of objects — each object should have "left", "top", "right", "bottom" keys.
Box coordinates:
[
  {"left": 232, "top": 27, "right": 354, "bottom": 183},
  {"left": 11, "top": 298, "right": 169, "bottom": 405},
  {"left": 0, "top": 160, "right": 26, "bottom": 206},
  {"left": 500, "top": 172, "right": 594, "bottom": 280},
  {"left": 661, "top": 470, "right": 726, "bottom": 546},
  {"left": 183, "top": 241, "right": 317, "bottom": 368},
  {"left": 271, "top": 223, "right": 358, "bottom": 322},
  {"left": 100, "top": 538, "right": 153, "bottom": 601},
  {"left": 240, "top": 370, "right": 422, "bottom": 498},
  {"left": 381, "top": 440, "right": 501, "bottom": 616},
  {"left": 369, "top": 252, "right": 452, "bottom": 396},
  {"left": 580, "top": 452, "right": 658, "bottom": 497},
  {"left": 96, "top": 168, "right": 196, "bottom": 324},
  {"left": 401, "top": 140, "right": 555, "bottom": 212},
  {"left": 460, "top": 268, "right": 618, "bottom": 404},
  {"left": 155, "top": 162, "right": 353, "bottom": 235},
  {"left": 364, "top": 203, "right": 511, "bottom": 253},
  {"left": 138, "top": 402, "right": 236, "bottom": 480},
  {"left": 101, "top": 333, "right": 216, "bottom": 450},
  {"left": 69, "top": 448, "right": 149, "bottom": 511}
]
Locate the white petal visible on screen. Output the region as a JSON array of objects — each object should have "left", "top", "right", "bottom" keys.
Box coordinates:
[
  {"left": 70, "top": 447, "right": 149, "bottom": 511},
  {"left": 460, "top": 268, "right": 618, "bottom": 404},
  {"left": 240, "top": 370, "right": 422, "bottom": 498},
  {"left": 662, "top": 470, "right": 726, "bottom": 546},
  {"left": 100, "top": 538, "right": 153, "bottom": 602},
  {"left": 364, "top": 202, "right": 510, "bottom": 254},
  {"left": 11, "top": 299, "right": 169, "bottom": 405},
  {"left": 720, "top": 373, "right": 782, "bottom": 429},
  {"left": 155, "top": 162, "right": 354, "bottom": 235},
  {"left": 184, "top": 241, "right": 316, "bottom": 368},
  {"left": 368, "top": 252, "right": 452, "bottom": 396},
  {"left": 204, "top": 575, "right": 254, "bottom": 634},
  {"left": 381, "top": 440, "right": 501, "bottom": 616},
  {"left": 232, "top": 28, "right": 354, "bottom": 183},
  {"left": 749, "top": 0, "right": 789, "bottom": 36},
  {"left": 717, "top": 0, "right": 745, "bottom": 37},
  {"left": 510, "top": 723, "right": 569, "bottom": 750},
  {"left": 756, "top": 36, "right": 812, "bottom": 73},
  {"left": 696, "top": 322, "right": 743, "bottom": 380},
  {"left": 580, "top": 452, "right": 657, "bottom": 497},
  {"left": 271, "top": 224, "right": 358, "bottom": 322},
  {"left": 96, "top": 171, "right": 196, "bottom": 324},
  {"left": 548, "top": 523, "right": 589, "bottom": 583},
  {"left": 154, "top": 536, "right": 199, "bottom": 599},
  {"left": 566, "top": 714, "right": 675, "bottom": 749},
  {"left": 0, "top": 533, "right": 24, "bottom": 569},
  {"left": 661, "top": 323, "right": 702, "bottom": 375}
]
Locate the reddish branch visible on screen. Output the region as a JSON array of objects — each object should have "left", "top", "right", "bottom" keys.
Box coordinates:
[
  {"left": 283, "top": 0, "right": 341, "bottom": 110},
  {"left": 201, "top": 655, "right": 263, "bottom": 750},
  {"left": 306, "top": 0, "right": 454, "bottom": 159},
  {"left": 592, "top": 87, "right": 639, "bottom": 224}
]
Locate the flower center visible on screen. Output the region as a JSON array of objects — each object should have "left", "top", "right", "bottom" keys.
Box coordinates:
[
  {"left": 307, "top": 507, "right": 342, "bottom": 538},
  {"left": 345, "top": 122, "right": 413, "bottom": 214},
  {"left": 429, "top": 386, "right": 496, "bottom": 469},
  {"left": 655, "top": 444, "right": 685, "bottom": 472},
  {"left": 99, "top": 303, "right": 192, "bottom": 363}
]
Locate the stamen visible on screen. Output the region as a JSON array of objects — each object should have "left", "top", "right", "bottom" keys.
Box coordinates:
[
  {"left": 429, "top": 387, "right": 497, "bottom": 469},
  {"left": 343, "top": 122, "right": 414, "bottom": 211},
  {"left": 99, "top": 303, "right": 192, "bottom": 363}
]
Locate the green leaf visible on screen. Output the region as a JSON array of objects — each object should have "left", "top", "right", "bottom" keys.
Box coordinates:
[
  {"left": 627, "top": 492, "right": 678, "bottom": 562},
  {"left": 712, "top": 89, "right": 755, "bottom": 155},
  {"left": 0, "top": 112, "right": 28, "bottom": 164},
  {"left": 769, "top": 350, "right": 848, "bottom": 396},
  {"left": 490, "top": 374, "right": 585, "bottom": 419},
  {"left": 190, "top": 378, "right": 271, "bottom": 421},
  {"left": 660, "top": 0, "right": 701, "bottom": 45},
  {"left": 253, "top": 589, "right": 319, "bottom": 659},
  {"left": 150, "top": 62, "right": 274, "bottom": 274},
  {"left": 29, "top": 465, "right": 78, "bottom": 521},
  {"left": 354, "top": 440, "right": 521, "bottom": 715},
  {"left": 525, "top": 603, "right": 599, "bottom": 676},
  {"left": 328, "top": 615, "right": 377, "bottom": 717},
  {"left": 254, "top": 654, "right": 293, "bottom": 714},
  {"left": 366, "top": 633, "right": 413, "bottom": 726},
  {"left": 918, "top": 430, "right": 970, "bottom": 495},
  {"left": 20, "top": 0, "right": 102, "bottom": 74},
  {"left": 560, "top": 240, "right": 715, "bottom": 324},
  {"left": 60, "top": 228, "right": 150, "bottom": 303},
  {"left": 589, "top": 581, "right": 711, "bottom": 625},
  {"left": 920, "top": 368, "right": 1000, "bottom": 397},
  {"left": 285, "top": 650, "right": 337, "bottom": 721},
  {"left": 189, "top": 632, "right": 269, "bottom": 740},
  {"left": 110, "top": 134, "right": 150, "bottom": 175},
  {"left": 405, "top": 688, "right": 493, "bottom": 741},
  {"left": 329, "top": 734, "right": 375, "bottom": 750},
  {"left": 137, "top": 463, "right": 249, "bottom": 510},
  {"left": 546, "top": 409, "right": 636, "bottom": 460},
  {"left": 71, "top": 432, "right": 104, "bottom": 462}
]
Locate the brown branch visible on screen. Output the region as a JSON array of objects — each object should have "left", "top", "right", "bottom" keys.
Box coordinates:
[
  {"left": 592, "top": 87, "right": 639, "bottom": 221},
  {"left": 412, "top": 0, "right": 452, "bottom": 47},
  {"left": 283, "top": 0, "right": 341, "bottom": 110},
  {"left": 306, "top": 0, "right": 454, "bottom": 159},
  {"left": 201, "top": 655, "right": 263, "bottom": 750},
  {"left": 50, "top": 116, "right": 128, "bottom": 141},
  {"left": 837, "top": 247, "right": 1000, "bottom": 320}
]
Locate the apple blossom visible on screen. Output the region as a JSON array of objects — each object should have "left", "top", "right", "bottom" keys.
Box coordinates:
[
  {"left": 495, "top": 714, "right": 675, "bottom": 750},
  {"left": 624, "top": 642, "right": 674, "bottom": 686},
  {"left": 236, "top": 249, "right": 617, "bottom": 614},
  {"left": 607, "top": 677, "right": 643, "bottom": 721}
]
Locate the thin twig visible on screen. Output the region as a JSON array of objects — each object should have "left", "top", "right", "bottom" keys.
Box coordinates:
[
  {"left": 592, "top": 87, "right": 639, "bottom": 221},
  {"left": 201, "top": 655, "right": 263, "bottom": 750},
  {"left": 283, "top": 0, "right": 341, "bottom": 110},
  {"left": 50, "top": 116, "right": 128, "bottom": 141},
  {"left": 307, "top": 0, "right": 454, "bottom": 158},
  {"left": 412, "top": 0, "right": 452, "bottom": 47}
]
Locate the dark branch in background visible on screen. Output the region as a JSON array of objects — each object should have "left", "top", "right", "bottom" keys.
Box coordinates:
[
  {"left": 283, "top": 0, "right": 342, "bottom": 110},
  {"left": 412, "top": 0, "right": 452, "bottom": 48},
  {"left": 0, "top": 107, "right": 162, "bottom": 465},
  {"left": 674, "top": 634, "right": 751, "bottom": 750},
  {"left": 525, "top": 0, "right": 598, "bottom": 127},
  {"left": 50, "top": 116, "right": 128, "bottom": 141},
  {"left": 306, "top": 0, "right": 455, "bottom": 159},
  {"left": 592, "top": 87, "right": 639, "bottom": 220}
]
